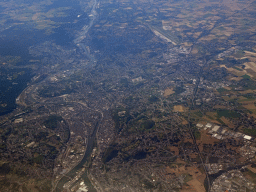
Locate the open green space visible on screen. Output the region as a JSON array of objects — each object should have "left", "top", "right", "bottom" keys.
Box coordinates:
[
  {"left": 217, "top": 88, "right": 229, "bottom": 93},
  {"left": 43, "top": 115, "right": 63, "bottom": 130},
  {"left": 243, "top": 128, "right": 256, "bottom": 136},
  {"left": 217, "top": 109, "right": 240, "bottom": 118},
  {"left": 243, "top": 74, "right": 252, "bottom": 80}
]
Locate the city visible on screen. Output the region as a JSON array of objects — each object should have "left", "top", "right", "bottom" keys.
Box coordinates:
[{"left": 1, "top": 0, "right": 256, "bottom": 191}]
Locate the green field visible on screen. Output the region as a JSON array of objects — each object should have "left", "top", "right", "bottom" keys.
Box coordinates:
[{"left": 217, "top": 110, "right": 240, "bottom": 118}]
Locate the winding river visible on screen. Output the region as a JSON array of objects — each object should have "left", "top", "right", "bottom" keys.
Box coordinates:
[
  {"left": 55, "top": 1, "right": 100, "bottom": 191},
  {"left": 55, "top": 120, "right": 100, "bottom": 192}
]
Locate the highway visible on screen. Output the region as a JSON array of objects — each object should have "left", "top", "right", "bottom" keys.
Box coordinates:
[{"left": 186, "top": 58, "right": 211, "bottom": 191}]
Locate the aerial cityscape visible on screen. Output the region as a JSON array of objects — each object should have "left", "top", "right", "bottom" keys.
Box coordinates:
[{"left": 1, "top": 0, "right": 256, "bottom": 191}]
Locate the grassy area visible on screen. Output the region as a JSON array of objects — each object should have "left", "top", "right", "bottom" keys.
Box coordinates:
[
  {"left": 33, "top": 155, "right": 44, "bottom": 164},
  {"left": 140, "top": 120, "right": 155, "bottom": 130},
  {"left": 233, "top": 50, "right": 245, "bottom": 58},
  {"left": 194, "top": 111, "right": 203, "bottom": 117},
  {"left": 102, "top": 143, "right": 118, "bottom": 163},
  {"left": 243, "top": 128, "right": 256, "bottom": 136},
  {"left": 243, "top": 93, "right": 255, "bottom": 99},
  {"left": 43, "top": 115, "right": 62, "bottom": 130},
  {"left": 206, "top": 114, "right": 214, "bottom": 120},
  {"left": 0, "top": 163, "right": 10, "bottom": 175},
  {"left": 39, "top": 85, "right": 73, "bottom": 98},
  {"left": 233, "top": 67, "right": 243, "bottom": 71},
  {"left": 217, "top": 88, "right": 228, "bottom": 93},
  {"left": 148, "top": 95, "right": 159, "bottom": 103},
  {"left": 238, "top": 98, "right": 255, "bottom": 102},
  {"left": 216, "top": 117, "right": 226, "bottom": 125},
  {"left": 217, "top": 109, "right": 240, "bottom": 118},
  {"left": 250, "top": 109, "right": 256, "bottom": 115},
  {"left": 174, "top": 86, "right": 186, "bottom": 94},
  {"left": 193, "top": 130, "right": 201, "bottom": 140},
  {"left": 143, "top": 179, "right": 155, "bottom": 189},
  {"left": 243, "top": 74, "right": 251, "bottom": 80},
  {"left": 183, "top": 174, "right": 193, "bottom": 183},
  {"left": 243, "top": 168, "right": 256, "bottom": 183},
  {"left": 237, "top": 78, "right": 256, "bottom": 90}
]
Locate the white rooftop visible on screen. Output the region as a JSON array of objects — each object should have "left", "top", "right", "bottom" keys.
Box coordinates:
[
  {"left": 244, "top": 135, "right": 252, "bottom": 140},
  {"left": 196, "top": 123, "right": 204, "bottom": 128},
  {"left": 205, "top": 123, "right": 213, "bottom": 128},
  {"left": 14, "top": 118, "right": 23, "bottom": 123},
  {"left": 26, "top": 141, "right": 35, "bottom": 148},
  {"left": 212, "top": 125, "right": 220, "bottom": 132},
  {"left": 221, "top": 129, "right": 227, "bottom": 134},
  {"left": 216, "top": 135, "right": 222, "bottom": 140}
]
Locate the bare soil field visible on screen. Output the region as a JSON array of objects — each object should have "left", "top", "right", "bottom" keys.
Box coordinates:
[
  {"left": 173, "top": 105, "right": 187, "bottom": 112},
  {"left": 163, "top": 87, "right": 175, "bottom": 97}
]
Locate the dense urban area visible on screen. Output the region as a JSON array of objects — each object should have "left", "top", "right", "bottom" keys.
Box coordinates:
[{"left": 1, "top": 0, "right": 256, "bottom": 191}]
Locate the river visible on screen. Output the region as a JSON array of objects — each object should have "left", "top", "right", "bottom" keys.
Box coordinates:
[
  {"left": 55, "top": 121, "right": 99, "bottom": 192},
  {"left": 74, "top": 0, "right": 98, "bottom": 65},
  {"left": 55, "top": 1, "right": 100, "bottom": 191}
]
